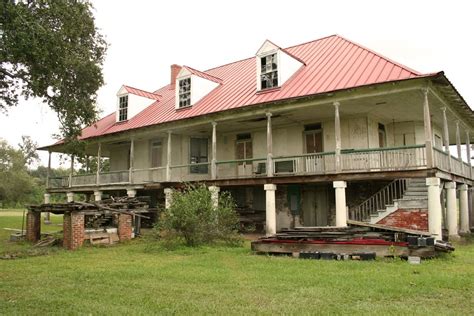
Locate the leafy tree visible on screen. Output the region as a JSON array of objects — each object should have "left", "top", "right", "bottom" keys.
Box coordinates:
[
  {"left": 1, "top": 0, "right": 107, "bottom": 141},
  {"left": 157, "top": 184, "right": 242, "bottom": 247},
  {"left": 18, "top": 135, "right": 39, "bottom": 167}
]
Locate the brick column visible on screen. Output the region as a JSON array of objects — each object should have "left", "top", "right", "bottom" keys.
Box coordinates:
[
  {"left": 63, "top": 212, "right": 85, "bottom": 250},
  {"left": 26, "top": 211, "right": 41, "bottom": 242},
  {"left": 118, "top": 214, "right": 133, "bottom": 241}
]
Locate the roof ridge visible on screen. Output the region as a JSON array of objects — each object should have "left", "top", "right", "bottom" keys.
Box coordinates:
[
  {"left": 334, "top": 35, "right": 421, "bottom": 76},
  {"left": 124, "top": 85, "right": 162, "bottom": 97},
  {"left": 183, "top": 65, "right": 223, "bottom": 83}
]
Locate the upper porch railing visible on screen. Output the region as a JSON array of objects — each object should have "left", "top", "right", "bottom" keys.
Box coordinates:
[{"left": 48, "top": 144, "right": 473, "bottom": 189}]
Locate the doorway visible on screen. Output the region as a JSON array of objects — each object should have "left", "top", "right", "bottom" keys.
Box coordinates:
[{"left": 302, "top": 185, "right": 328, "bottom": 226}]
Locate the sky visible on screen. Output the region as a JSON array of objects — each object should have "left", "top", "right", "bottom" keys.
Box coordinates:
[{"left": 1, "top": 0, "right": 473, "bottom": 167}]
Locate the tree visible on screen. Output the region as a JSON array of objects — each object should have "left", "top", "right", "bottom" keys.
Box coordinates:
[
  {"left": 1, "top": 0, "right": 107, "bottom": 141},
  {"left": 18, "top": 135, "right": 39, "bottom": 167}
]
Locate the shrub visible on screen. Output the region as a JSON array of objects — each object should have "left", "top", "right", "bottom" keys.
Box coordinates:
[{"left": 156, "top": 184, "right": 242, "bottom": 247}]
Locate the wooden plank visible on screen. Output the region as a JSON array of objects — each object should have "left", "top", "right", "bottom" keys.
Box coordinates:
[{"left": 347, "top": 220, "right": 431, "bottom": 236}]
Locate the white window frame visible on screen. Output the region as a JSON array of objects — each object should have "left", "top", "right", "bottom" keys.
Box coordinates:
[
  {"left": 257, "top": 50, "right": 280, "bottom": 91},
  {"left": 118, "top": 95, "right": 128, "bottom": 121},
  {"left": 178, "top": 76, "right": 192, "bottom": 108}
]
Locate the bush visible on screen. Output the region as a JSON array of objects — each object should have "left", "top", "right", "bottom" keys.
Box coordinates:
[{"left": 156, "top": 184, "right": 242, "bottom": 247}]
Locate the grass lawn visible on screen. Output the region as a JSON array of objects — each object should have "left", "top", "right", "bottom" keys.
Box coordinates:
[{"left": 0, "top": 210, "right": 473, "bottom": 315}]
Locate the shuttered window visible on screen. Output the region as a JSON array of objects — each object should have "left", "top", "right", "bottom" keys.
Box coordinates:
[{"left": 150, "top": 140, "right": 163, "bottom": 168}]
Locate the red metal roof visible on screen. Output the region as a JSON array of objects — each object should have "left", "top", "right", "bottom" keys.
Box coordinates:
[
  {"left": 123, "top": 85, "right": 161, "bottom": 100},
  {"left": 76, "top": 35, "right": 433, "bottom": 141},
  {"left": 182, "top": 66, "right": 223, "bottom": 84}
]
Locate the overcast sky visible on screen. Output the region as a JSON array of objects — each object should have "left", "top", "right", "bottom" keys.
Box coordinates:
[{"left": 1, "top": 0, "right": 473, "bottom": 167}]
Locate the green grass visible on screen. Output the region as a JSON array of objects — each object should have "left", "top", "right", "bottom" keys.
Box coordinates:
[{"left": 0, "top": 210, "right": 473, "bottom": 315}]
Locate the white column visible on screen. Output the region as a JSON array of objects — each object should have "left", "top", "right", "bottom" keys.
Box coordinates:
[
  {"left": 211, "top": 122, "right": 217, "bottom": 180},
  {"left": 334, "top": 102, "right": 342, "bottom": 172},
  {"left": 46, "top": 151, "right": 51, "bottom": 188},
  {"left": 164, "top": 188, "right": 173, "bottom": 209},
  {"left": 44, "top": 193, "right": 51, "bottom": 204},
  {"left": 209, "top": 186, "right": 220, "bottom": 209},
  {"left": 445, "top": 182, "right": 459, "bottom": 239},
  {"left": 126, "top": 189, "right": 136, "bottom": 198},
  {"left": 166, "top": 131, "right": 172, "bottom": 182},
  {"left": 93, "top": 191, "right": 102, "bottom": 201},
  {"left": 44, "top": 193, "right": 51, "bottom": 223},
  {"left": 466, "top": 130, "right": 472, "bottom": 178},
  {"left": 66, "top": 192, "right": 74, "bottom": 203},
  {"left": 333, "top": 181, "right": 347, "bottom": 227},
  {"left": 129, "top": 138, "right": 135, "bottom": 184},
  {"left": 459, "top": 184, "right": 470, "bottom": 234},
  {"left": 423, "top": 89, "right": 434, "bottom": 168},
  {"left": 264, "top": 184, "right": 277, "bottom": 235},
  {"left": 69, "top": 155, "right": 74, "bottom": 187},
  {"left": 96, "top": 143, "right": 101, "bottom": 185},
  {"left": 266, "top": 113, "right": 273, "bottom": 177},
  {"left": 441, "top": 107, "right": 452, "bottom": 171},
  {"left": 426, "top": 177, "right": 442, "bottom": 239}
]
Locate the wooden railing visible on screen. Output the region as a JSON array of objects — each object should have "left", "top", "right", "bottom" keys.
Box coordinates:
[
  {"left": 48, "top": 144, "right": 473, "bottom": 189},
  {"left": 349, "top": 179, "right": 408, "bottom": 222}
]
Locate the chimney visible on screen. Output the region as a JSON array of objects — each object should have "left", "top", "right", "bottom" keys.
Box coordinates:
[{"left": 170, "top": 64, "right": 182, "bottom": 89}]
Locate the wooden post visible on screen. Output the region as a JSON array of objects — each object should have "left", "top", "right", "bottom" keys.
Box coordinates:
[
  {"left": 129, "top": 138, "right": 134, "bottom": 184},
  {"left": 46, "top": 150, "right": 51, "bottom": 188},
  {"left": 334, "top": 101, "right": 342, "bottom": 172},
  {"left": 96, "top": 143, "right": 101, "bottom": 185},
  {"left": 456, "top": 121, "right": 463, "bottom": 174},
  {"left": 466, "top": 130, "right": 472, "bottom": 179},
  {"left": 69, "top": 155, "right": 74, "bottom": 187},
  {"left": 441, "top": 107, "right": 452, "bottom": 171},
  {"left": 166, "top": 131, "right": 172, "bottom": 182},
  {"left": 85, "top": 155, "right": 90, "bottom": 173},
  {"left": 211, "top": 122, "right": 217, "bottom": 180},
  {"left": 266, "top": 112, "right": 273, "bottom": 177},
  {"left": 423, "top": 89, "right": 434, "bottom": 168}
]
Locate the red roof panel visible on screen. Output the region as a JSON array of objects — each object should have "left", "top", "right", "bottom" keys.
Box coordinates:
[{"left": 74, "top": 35, "right": 430, "bottom": 141}]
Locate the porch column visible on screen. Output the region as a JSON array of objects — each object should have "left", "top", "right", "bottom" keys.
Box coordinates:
[
  {"left": 264, "top": 184, "right": 277, "bottom": 235},
  {"left": 211, "top": 122, "right": 217, "bottom": 180},
  {"left": 93, "top": 190, "right": 102, "bottom": 201},
  {"left": 46, "top": 150, "right": 51, "bottom": 188},
  {"left": 209, "top": 186, "right": 220, "bottom": 209},
  {"left": 127, "top": 189, "right": 136, "bottom": 198},
  {"left": 333, "top": 181, "right": 347, "bottom": 227},
  {"left": 166, "top": 131, "right": 172, "bottom": 182},
  {"left": 96, "top": 143, "right": 101, "bottom": 185},
  {"left": 66, "top": 192, "right": 74, "bottom": 203},
  {"left": 445, "top": 182, "right": 459, "bottom": 239},
  {"left": 129, "top": 138, "right": 135, "bottom": 184},
  {"left": 164, "top": 188, "right": 173, "bottom": 209},
  {"left": 266, "top": 113, "right": 273, "bottom": 177},
  {"left": 441, "top": 107, "right": 452, "bottom": 171},
  {"left": 423, "top": 89, "right": 434, "bottom": 168},
  {"left": 466, "top": 130, "right": 472, "bottom": 179},
  {"left": 69, "top": 155, "right": 74, "bottom": 187},
  {"left": 459, "top": 184, "right": 471, "bottom": 234},
  {"left": 334, "top": 102, "right": 342, "bottom": 172},
  {"left": 426, "top": 177, "right": 442, "bottom": 239},
  {"left": 456, "top": 121, "right": 463, "bottom": 175},
  {"left": 43, "top": 193, "right": 51, "bottom": 223}
]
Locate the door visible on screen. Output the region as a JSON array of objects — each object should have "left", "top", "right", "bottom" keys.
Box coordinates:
[
  {"left": 236, "top": 134, "right": 253, "bottom": 177},
  {"left": 302, "top": 186, "right": 328, "bottom": 226},
  {"left": 190, "top": 137, "right": 209, "bottom": 174}
]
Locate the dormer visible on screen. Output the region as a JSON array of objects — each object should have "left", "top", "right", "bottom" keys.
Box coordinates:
[
  {"left": 116, "top": 85, "right": 161, "bottom": 122},
  {"left": 256, "top": 40, "right": 305, "bottom": 91},
  {"left": 175, "top": 66, "right": 221, "bottom": 109}
]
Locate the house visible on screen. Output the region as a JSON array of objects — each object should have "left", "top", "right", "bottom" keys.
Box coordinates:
[{"left": 39, "top": 35, "right": 473, "bottom": 240}]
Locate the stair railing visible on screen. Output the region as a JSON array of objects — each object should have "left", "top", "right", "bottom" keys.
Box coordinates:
[{"left": 349, "top": 179, "right": 408, "bottom": 222}]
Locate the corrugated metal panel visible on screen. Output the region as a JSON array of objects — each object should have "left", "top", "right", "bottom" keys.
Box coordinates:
[
  {"left": 76, "top": 35, "right": 431, "bottom": 141},
  {"left": 124, "top": 85, "right": 161, "bottom": 100}
]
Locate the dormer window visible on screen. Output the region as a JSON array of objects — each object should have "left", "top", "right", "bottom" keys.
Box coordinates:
[
  {"left": 260, "top": 53, "right": 278, "bottom": 89},
  {"left": 118, "top": 95, "right": 128, "bottom": 121},
  {"left": 178, "top": 77, "right": 191, "bottom": 108}
]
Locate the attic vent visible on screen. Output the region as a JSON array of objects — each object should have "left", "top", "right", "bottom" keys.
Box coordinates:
[{"left": 118, "top": 95, "right": 128, "bottom": 121}]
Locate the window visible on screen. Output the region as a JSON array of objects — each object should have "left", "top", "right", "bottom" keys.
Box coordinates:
[
  {"left": 190, "top": 137, "right": 208, "bottom": 174},
  {"left": 378, "top": 123, "right": 386, "bottom": 148},
  {"left": 178, "top": 77, "right": 191, "bottom": 108},
  {"left": 260, "top": 53, "right": 278, "bottom": 89},
  {"left": 236, "top": 133, "right": 252, "bottom": 164},
  {"left": 118, "top": 95, "right": 128, "bottom": 121},
  {"left": 304, "top": 123, "right": 323, "bottom": 153},
  {"left": 150, "top": 139, "right": 163, "bottom": 168}
]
